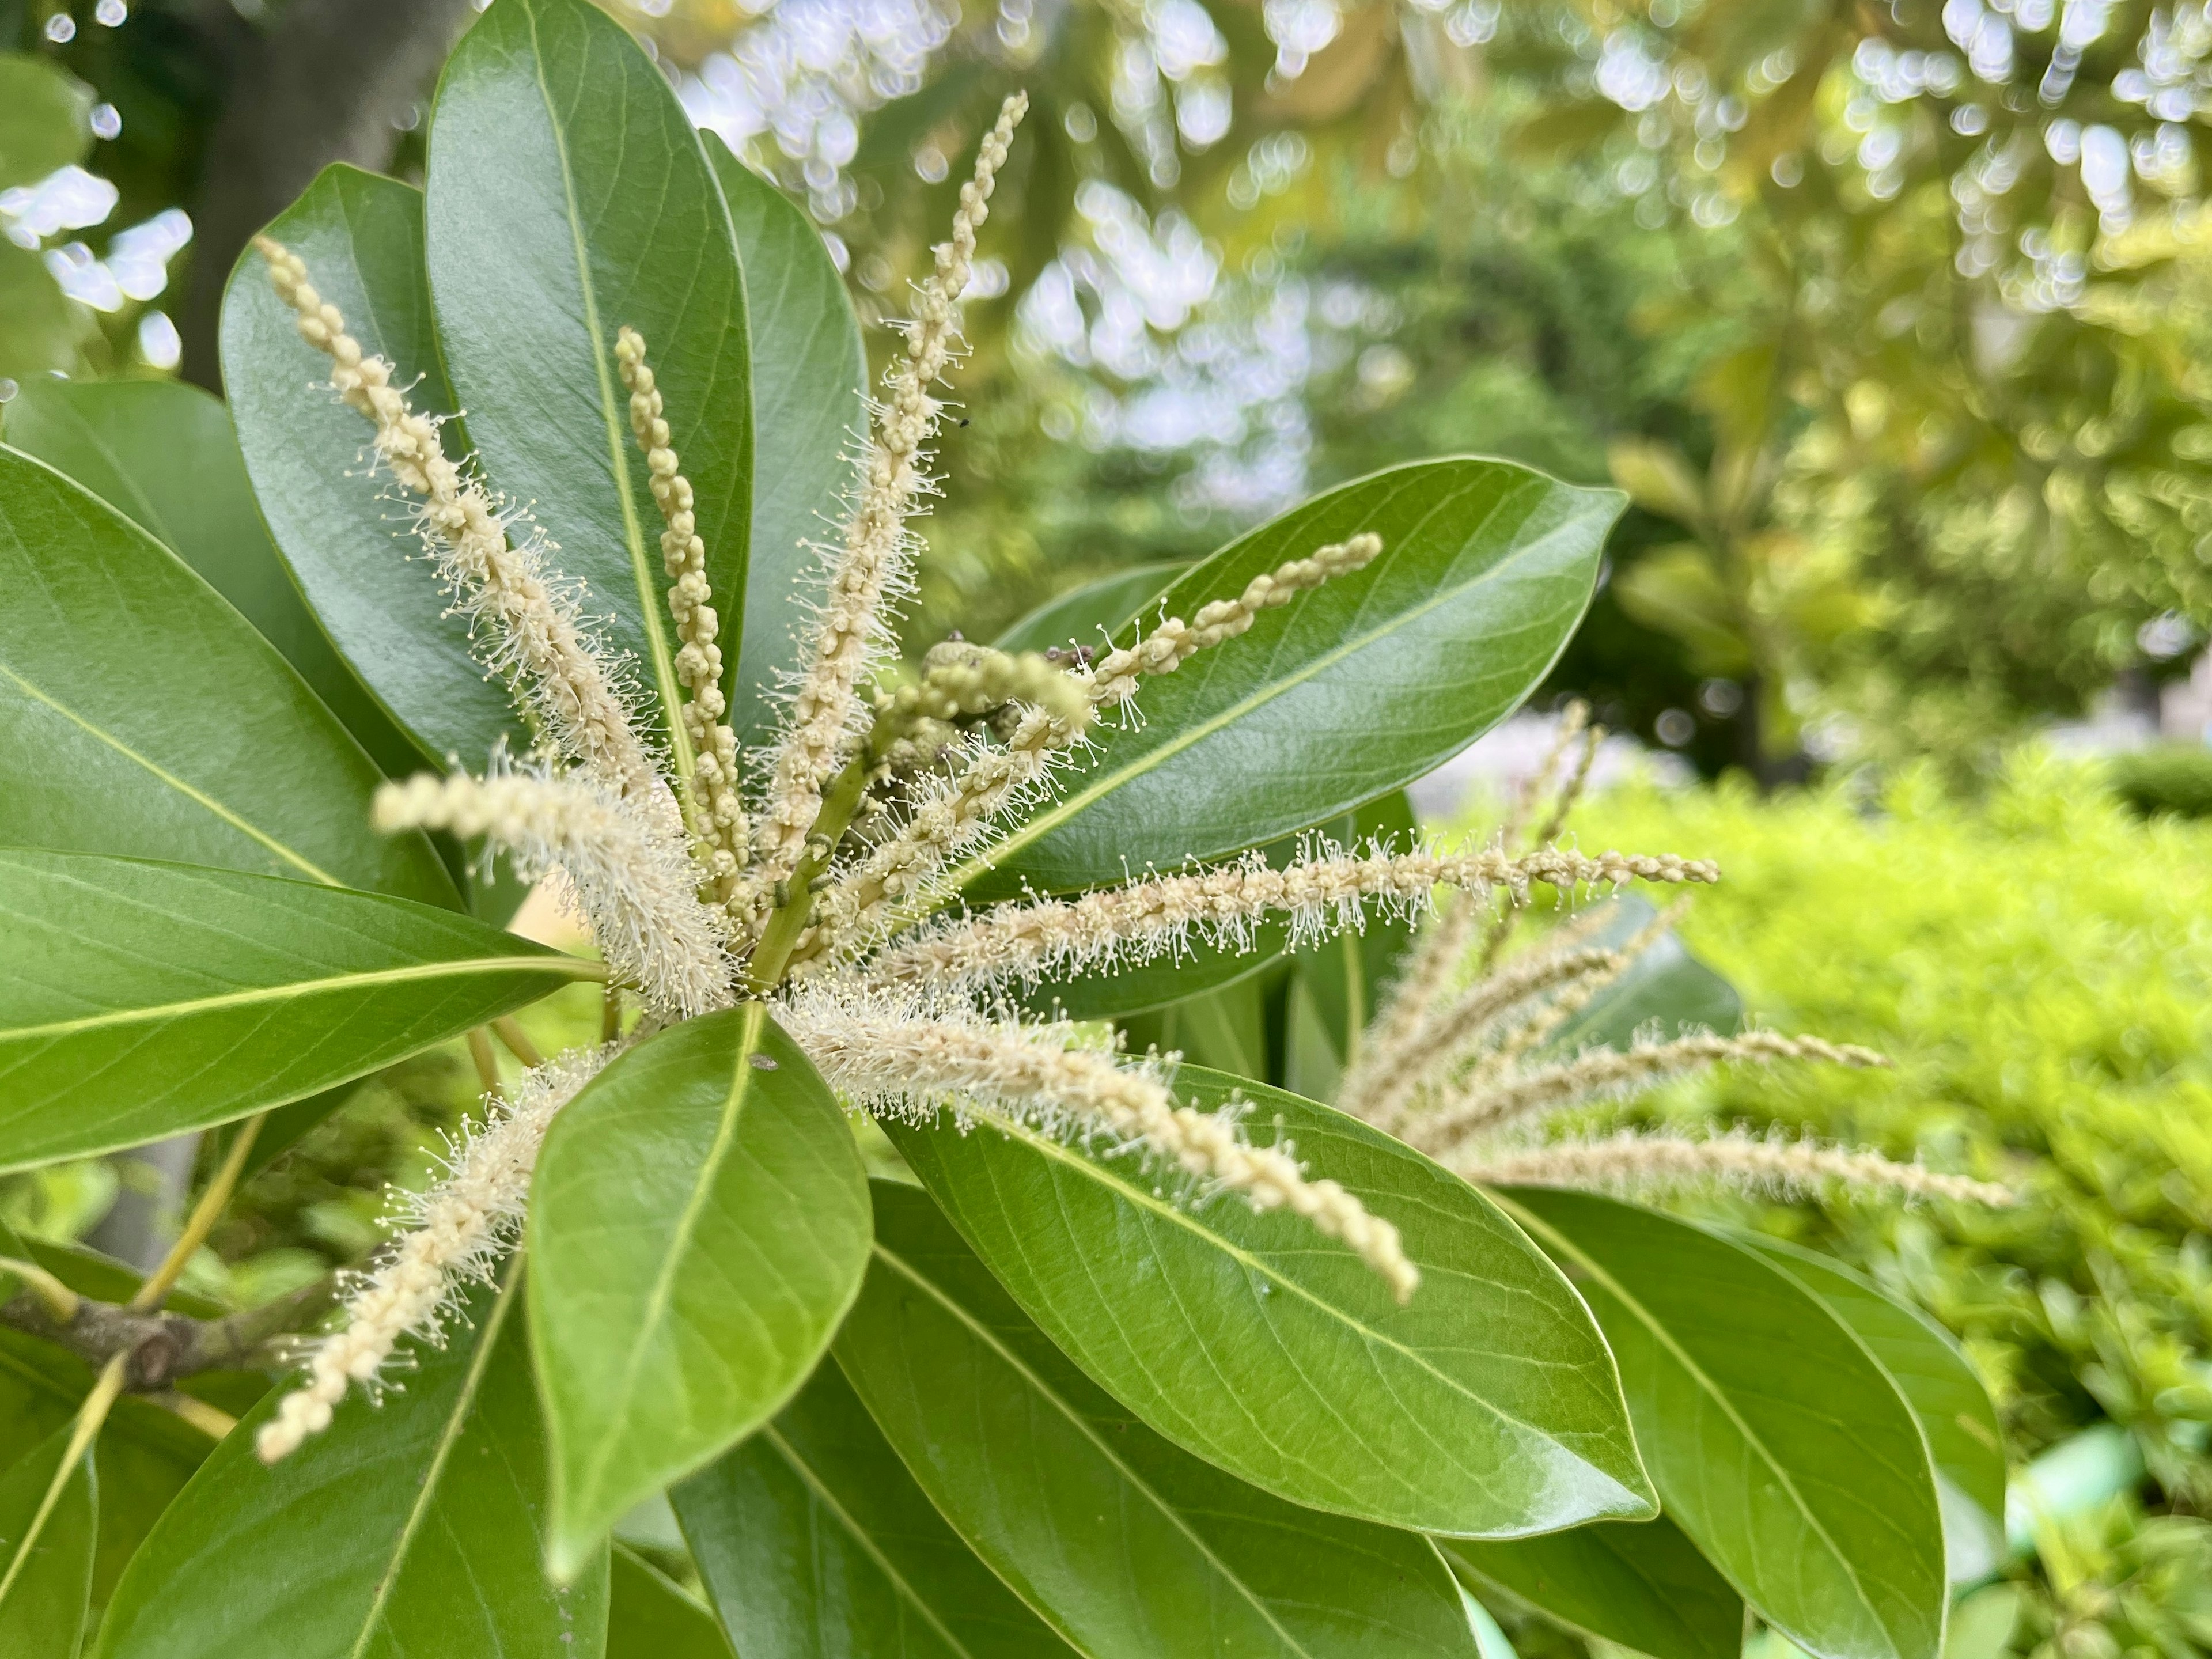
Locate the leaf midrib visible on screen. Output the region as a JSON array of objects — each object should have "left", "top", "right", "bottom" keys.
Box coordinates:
[{"left": 869, "top": 1239, "right": 1318, "bottom": 1659}]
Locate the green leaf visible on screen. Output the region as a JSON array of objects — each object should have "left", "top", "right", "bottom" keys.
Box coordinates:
[
  {"left": 0, "top": 377, "right": 427, "bottom": 781},
  {"left": 0, "top": 241, "right": 79, "bottom": 384},
  {"left": 993, "top": 559, "right": 1188, "bottom": 654},
  {"left": 0, "top": 1421, "right": 96, "bottom": 1656},
  {"left": 838, "top": 1181, "right": 1484, "bottom": 1659},
  {"left": 219, "top": 163, "right": 524, "bottom": 767},
  {"left": 1493, "top": 1189, "right": 1944, "bottom": 1659},
  {"left": 0, "top": 54, "right": 92, "bottom": 190},
  {"left": 1739, "top": 1236, "right": 2005, "bottom": 1521},
  {"left": 702, "top": 138, "right": 868, "bottom": 749},
  {"left": 609, "top": 1544, "right": 733, "bottom": 1659},
  {"left": 1545, "top": 896, "right": 1742, "bottom": 1054},
  {"left": 426, "top": 0, "right": 752, "bottom": 762},
  {"left": 529, "top": 1007, "right": 872, "bottom": 1577},
  {"left": 673, "top": 1357, "right": 1077, "bottom": 1659},
  {"left": 1440, "top": 1517, "right": 1743, "bottom": 1659},
  {"left": 885, "top": 1070, "right": 1653, "bottom": 1537},
  {"left": 0, "top": 850, "right": 597, "bottom": 1169},
  {"left": 959, "top": 460, "right": 1618, "bottom": 900},
  {"left": 93, "top": 1265, "right": 609, "bottom": 1659},
  {"left": 0, "top": 445, "right": 457, "bottom": 907}
]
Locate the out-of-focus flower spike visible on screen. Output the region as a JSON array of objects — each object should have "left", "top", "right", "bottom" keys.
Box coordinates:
[{"left": 1453, "top": 1127, "right": 2013, "bottom": 1206}]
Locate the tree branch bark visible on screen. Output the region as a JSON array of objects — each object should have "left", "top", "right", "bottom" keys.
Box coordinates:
[{"left": 1, "top": 1273, "right": 338, "bottom": 1391}]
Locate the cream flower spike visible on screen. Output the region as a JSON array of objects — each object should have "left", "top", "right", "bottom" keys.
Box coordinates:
[
  {"left": 257, "top": 1045, "right": 618, "bottom": 1463},
  {"left": 784, "top": 996, "right": 1419, "bottom": 1301},
  {"left": 374, "top": 768, "right": 732, "bottom": 1018},
  {"left": 254, "top": 237, "right": 658, "bottom": 801},
  {"left": 1453, "top": 1128, "right": 2014, "bottom": 1207},
  {"left": 756, "top": 93, "right": 1029, "bottom": 886}
]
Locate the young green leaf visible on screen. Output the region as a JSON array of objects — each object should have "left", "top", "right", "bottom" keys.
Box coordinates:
[
  {"left": 0, "top": 445, "right": 456, "bottom": 908},
  {"left": 0, "top": 850, "right": 598, "bottom": 1169},
  {"left": 958, "top": 460, "right": 1619, "bottom": 901},
  {"left": 1440, "top": 1517, "right": 1743, "bottom": 1659},
  {"left": 838, "top": 1181, "right": 1483, "bottom": 1659},
  {"left": 1493, "top": 1189, "right": 1945, "bottom": 1659},
  {"left": 529, "top": 1007, "right": 872, "bottom": 1578},
  {"left": 992, "top": 559, "right": 1188, "bottom": 654},
  {"left": 1739, "top": 1236, "right": 2005, "bottom": 1521},
  {"left": 219, "top": 162, "right": 524, "bottom": 767},
  {"left": 1, "top": 377, "right": 427, "bottom": 781},
  {"left": 609, "top": 1543, "right": 733, "bottom": 1659},
  {"left": 673, "top": 1357, "right": 1078, "bottom": 1659},
  {"left": 886, "top": 1069, "right": 1652, "bottom": 1539},
  {"left": 702, "top": 137, "right": 868, "bottom": 749},
  {"left": 0, "top": 1421, "right": 96, "bottom": 1656},
  {"left": 425, "top": 0, "right": 752, "bottom": 761},
  {"left": 93, "top": 1266, "right": 609, "bottom": 1659}
]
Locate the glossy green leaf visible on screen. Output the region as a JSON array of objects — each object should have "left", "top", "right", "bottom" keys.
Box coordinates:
[
  {"left": 0, "top": 54, "right": 91, "bottom": 190},
  {"left": 1546, "top": 896, "right": 1742, "bottom": 1054},
  {"left": 1740, "top": 1236, "right": 2005, "bottom": 1521},
  {"left": 673, "top": 1357, "right": 1077, "bottom": 1659},
  {"left": 220, "top": 163, "right": 524, "bottom": 766},
  {"left": 1, "top": 377, "right": 426, "bottom": 781},
  {"left": 94, "top": 1266, "right": 609, "bottom": 1659},
  {"left": 530, "top": 1007, "right": 872, "bottom": 1577},
  {"left": 0, "top": 242, "right": 78, "bottom": 384},
  {"left": 703, "top": 138, "right": 868, "bottom": 748},
  {"left": 839, "top": 1182, "right": 1483, "bottom": 1659},
  {"left": 992, "top": 559, "right": 1188, "bottom": 654},
  {"left": 609, "top": 1544, "right": 733, "bottom": 1659},
  {"left": 0, "top": 850, "right": 597, "bottom": 1169},
  {"left": 1494, "top": 1189, "right": 1944, "bottom": 1659},
  {"left": 959, "top": 460, "right": 1618, "bottom": 900},
  {"left": 0, "top": 445, "right": 456, "bottom": 906},
  {"left": 426, "top": 0, "right": 752, "bottom": 756},
  {"left": 0, "top": 1421, "right": 96, "bottom": 1656},
  {"left": 885, "top": 1071, "right": 1652, "bottom": 1537},
  {"left": 1441, "top": 1517, "right": 1743, "bottom": 1659}
]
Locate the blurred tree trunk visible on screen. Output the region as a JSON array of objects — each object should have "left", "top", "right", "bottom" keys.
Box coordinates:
[{"left": 177, "top": 0, "right": 476, "bottom": 391}]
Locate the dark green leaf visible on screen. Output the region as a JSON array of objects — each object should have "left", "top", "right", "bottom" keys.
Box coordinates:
[
  {"left": 839, "top": 1181, "right": 1483, "bottom": 1659},
  {"left": 609, "top": 1543, "right": 733, "bottom": 1659},
  {"left": 0, "top": 850, "right": 597, "bottom": 1169},
  {"left": 426, "top": 0, "right": 752, "bottom": 757},
  {"left": 219, "top": 163, "right": 524, "bottom": 766},
  {"left": 0, "top": 445, "right": 456, "bottom": 907},
  {"left": 1739, "top": 1236, "right": 2005, "bottom": 1520},
  {"left": 702, "top": 138, "right": 868, "bottom": 749},
  {"left": 0, "top": 377, "right": 427, "bottom": 780},
  {"left": 0, "top": 1420, "right": 96, "bottom": 1655},
  {"left": 992, "top": 560, "right": 1188, "bottom": 654},
  {"left": 1546, "top": 896, "right": 1742, "bottom": 1054},
  {"left": 530, "top": 1007, "right": 872, "bottom": 1576},
  {"left": 886, "top": 1071, "right": 1652, "bottom": 1537},
  {"left": 93, "top": 1265, "right": 609, "bottom": 1659},
  {"left": 1441, "top": 1517, "right": 1743, "bottom": 1659},
  {"left": 0, "top": 54, "right": 91, "bottom": 190},
  {"left": 1494, "top": 1189, "right": 1944, "bottom": 1659},
  {"left": 959, "top": 460, "right": 1618, "bottom": 900},
  {"left": 673, "top": 1356, "right": 1077, "bottom": 1659}
]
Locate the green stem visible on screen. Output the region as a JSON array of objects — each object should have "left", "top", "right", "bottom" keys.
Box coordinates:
[
  {"left": 132, "top": 1113, "right": 262, "bottom": 1313},
  {"left": 745, "top": 753, "right": 873, "bottom": 994}
]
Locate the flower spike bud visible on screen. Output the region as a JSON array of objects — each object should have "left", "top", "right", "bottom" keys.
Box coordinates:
[
  {"left": 756, "top": 92, "right": 1030, "bottom": 885},
  {"left": 257, "top": 1045, "right": 617, "bottom": 1462},
  {"left": 253, "top": 237, "right": 658, "bottom": 802},
  {"left": 1452, "top": 1128, "right": 2013, "bottom": 1207},
  {"left": 614, "top": 325, "right": 752, "bottom": 916},
  {"left": 374, "top": 768, "right": 733, "bottom": 1018},
  {"left": 1404, "top": 1031, "right": 1888, "bottom": 1155},
  {"left": 785, "top": 997, "right": 1419, "bottom": 1300},
  {"left": 1085, "top": 533, "right": 1385, "bottom": 709}
]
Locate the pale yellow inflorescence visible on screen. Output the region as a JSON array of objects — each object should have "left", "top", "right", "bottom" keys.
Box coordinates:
[
  {"left": 757, "top": 93, "right": 1029, "bottom": 882},
  {"left": 614, "top": 325, "right": 752, "bottom": 916},
  {"left": 374, "top": 770, "right": 731, "bottom": 1018},
  {"left": 1453, "top": 1128, "right": 2014, "bottom": 1206},
  {"left": 253, "top": 237, "right": 657, "bottom": 800},
  {"left": 785, "top": 998, "right": 1419, "bottom": 1300},
  {"left": 1403, "top": 1031, "right": 1888, "bottom": 1157},
  {"left": 256, "top": 1046, "right": 616, "bottom": 1463}
]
